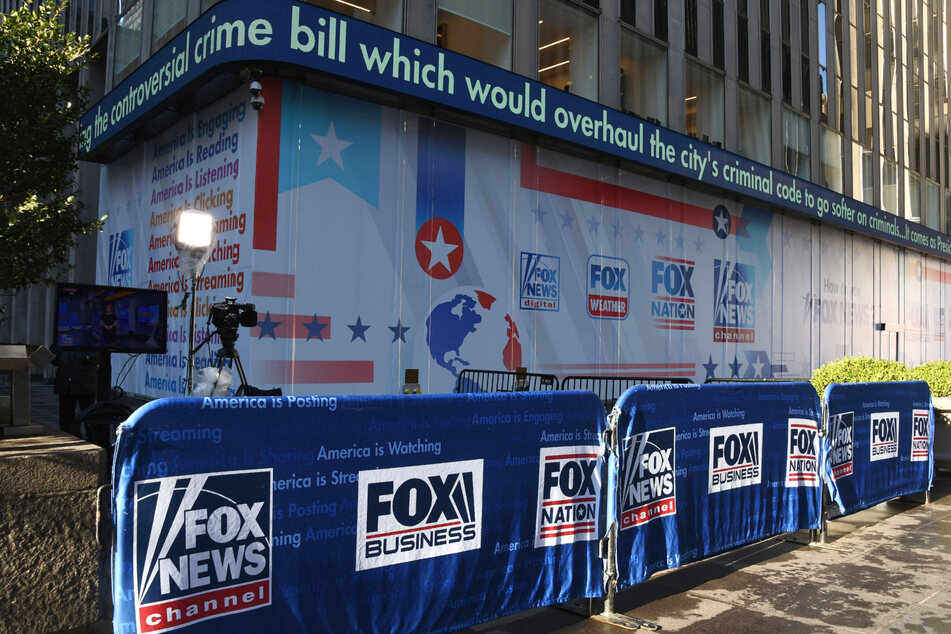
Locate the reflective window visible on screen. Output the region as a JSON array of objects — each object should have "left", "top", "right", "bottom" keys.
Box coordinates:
[
  {"left": 114, "top": 0, "right": 142, "bottom": 84},
  {"left": 302, "top": 0, "right": 402, "bottom": 31},
  {"left": 737, "top": 86, "right": 770, "bottom": 164},
  {"left": 538, "top": 0, "right": 598, "bottom": 100},
  {"left": 820, "top": 126, "right": 844, "bottom": 192},
  {"left": 619, "top": 29, "right": 668, "bottom": 126},
  {"left": 926, "top": 180, "right": 940, "bottom": 230},
  {"left": 881, "top": 157, "right": 898, "bottom": 214},
  {"left": 905, "top": 169, "right": 920, "bottom": 221},
  {"left": 685, "top": 61, "right": 724, "bottom": 145},
  {"left": 850, "top": 141, "right": 873, "bottom": 203},
  {"left": 437, "top": 0, "right": 512, "bottom": 69},
  {"left": 152, "top": 0, "right": 187, "bottom": 52},
  {"left": 782, "top": 108, "right": 810, "bottom": 178}
]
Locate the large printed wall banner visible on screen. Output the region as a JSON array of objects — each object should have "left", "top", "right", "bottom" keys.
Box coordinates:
[
  {"left": 97, "top": 78, "right": 951, "bottom": 400},
  {"left": 823, "top": 381, "right": 934, "bottom": 516},
  {"left": 611, "top": 383, "right": 823, "bottom": 589},
  {"left": 111, "top": 391, "right": 606, "bottom": 633}
]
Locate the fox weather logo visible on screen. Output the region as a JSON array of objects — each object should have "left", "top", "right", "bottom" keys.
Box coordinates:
[{"left": 109, "top": 229, "right": 134, "bottom": 286}]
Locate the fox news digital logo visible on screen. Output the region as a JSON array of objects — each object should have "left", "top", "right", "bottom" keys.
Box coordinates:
[
  {"left": 870, "top": 412, "right": 899, "bottom": 461},
  {"left": 133, "top": 469, "right": 272, "bottom": 633},
  {"left": 785, "top": 418, "right": 820, "bottom": 487},
  {"left": 520, "top": 251, "right": 560, "bottom": 311},
  {"left": 587, "top": 255, "right": 629, "bottom": 319},
  {"left": 650, "top": 257, "right": 695, "bottom": 330},
  {"left": 619, "top": 428, "right": 676, "bottom": 530},
  {"left": 829, "top": 411, "right": 854, "bottom": 479},
  {"left": 713, "top": 259, "right": 755, "bottom": 343},
  {"left": 356, "top": 459, "right": 482, "bottom": 570},
  {"left": 109, "top": 229, "right": 134, "bottom": 286},
  {"left": 709, "top": 423, "right": 762, "bottom": 493},
  {"left": 535, "top": 446, "right": 601, "bottom": 547},
  {"left": 911, "top": 409, "right": 930, "bottom": 462}
]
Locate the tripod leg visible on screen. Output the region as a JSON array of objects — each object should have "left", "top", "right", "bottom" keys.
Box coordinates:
[{"left": 231, "top": 351, "right": 250, "bottom": 390}]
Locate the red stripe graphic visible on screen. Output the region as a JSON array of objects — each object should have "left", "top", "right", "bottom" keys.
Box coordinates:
[
  {"left": 520, "top": 144, "right": 748, "bottom": 236},
  {"left": 367, "top": 521, "right": 461, "bottom": 539},
  {"left": 263, "top": 360, "right": 374, "bottom": 384},
  {"left": 542, "top": 497, "right": 598, "bottom": 507},
  {"left": 253, "top": 76, "right": 283, "bottom": 251},
  {"left": 251, "top": 272, "right": 296, "bottom": 298}
]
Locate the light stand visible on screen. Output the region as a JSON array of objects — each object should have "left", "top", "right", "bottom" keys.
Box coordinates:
[{"left": 174, "top": 211, "right": 215, "bottom": 394}]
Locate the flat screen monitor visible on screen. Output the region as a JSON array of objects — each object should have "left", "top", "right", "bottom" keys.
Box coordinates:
[{"left": 53, "top": 283, "right": 168, "bottom": 354}]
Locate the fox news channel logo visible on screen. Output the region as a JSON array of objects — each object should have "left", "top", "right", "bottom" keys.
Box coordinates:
[
  {"left": 709, "top": 423, "right": 762, "bottom": 493},
  {"left": 870, "top": 412, "right": 899, "bottom": 461},
  {"left": 911, "top": 409, "right": 930, "bottom": 462},
  {"left": 356, "top": 459, "right": 482, "bottom": 570},
  {"left": 520, "top": 251, "right": 560, "bottom": 311},
  {"left": 587, "top": 254, "right": 629, "bottom": 319},
  {"left": 534, "top": 446, "right": 601, "bottom": 547},
  {"left": 713, "top": 259, "right": 755, "bottom": 343},
  {"left": 109, "top": 228, "right": 134, "bottom": 286},
  {"left": 785, "top": 418, "right": 820, "bottom": 487},
  {"left": 829, "top": 411, "right": 854, "bottom": 479},
  {"left": 650, "top": 257, "right": 695, "bottom": 330},
  {"left": 133, "top": 469, "right": 273, "bottom": 633},
  {"left": 619, "top": 427, "right": 676, "bottom": 530}
]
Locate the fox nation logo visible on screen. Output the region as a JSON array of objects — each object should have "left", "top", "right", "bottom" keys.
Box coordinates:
[
  {"left": 619, "top": 428, "right": 676, "bottom": 530},
  {"left": 713, "top": 260, "right": 755, "bottom": 343},
  {"left": 535, "top": 446, "right": 601, "bottom": 547},
  {"left": 356, "top": 460, "right": 482, "bottom": 570},
  {"left": 829, "top": 412, "right": 854, "bottom": 479},
  {"left": 520, "top": 251, "right": 560, "bottom": 311},
  {"left": 650, "top": 257, "right": 695, "bottom": 330},
  {"left": 870, "top": 412, "right": 899, "bottom": 461},
  {"left": 133, "top": 469, "right": 272, "bottom": 633},
  {"left": 709, "top": 423, "right": 762, "bottom": 493},
  {"left": 911, "top": 409, "right": 930, "bottom": 462},
  {"left": 785, "top": 418, "right": 820, "bottom": 487},
  {"left": 109, "top": 229, "right": 134, "bottom": 286}
]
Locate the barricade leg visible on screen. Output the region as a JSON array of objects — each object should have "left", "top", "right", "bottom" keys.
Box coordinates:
[{"left": 590, "top": 523, "right": 659, "bottom": 631}]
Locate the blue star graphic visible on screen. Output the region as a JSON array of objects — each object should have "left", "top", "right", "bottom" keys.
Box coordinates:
[
  {"left": 586, "top": 215, "right": 600, "bottom": 234},
  {"left": 674, "top": 234, "right": 686, "bottom": 249},
  {"left": 702, "top": 355, "right": 718, "bottom": 380},
  {"left": 530, "top": 206, "right": 547, "bottom": 223},
  {"left": 654, "top": 229, "right": 667, "bottom": 246},
  {"left": 694, "top": 237, "right": 704, "bottom": 253},
  {"left": 348, "top": 315, "right": 370, "bottom": 342},
  {"left": 729, "top": 354, "right": 742, "bottom": 378},
  {"left": 389, "top": 320, "right": 410, "bottom": 343},
  {"left": 303, "top": 315, "right": 327, "bottom": 341},
  {"left": 613, "top": 222, "right": 624, "bottom": 238},
  {"left": 632, "top": 225, "right": 645, "bottom": 242},
  {"left": 257, "top": 312, "right": 281, "bottom": 340},
  {"left": 560, "top": 212, "right": 575, "bottom": 229}
]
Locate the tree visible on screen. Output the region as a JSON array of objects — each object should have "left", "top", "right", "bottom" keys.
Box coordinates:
[{"left": 0, "top": 1, "right": 99, "bottom": 294}]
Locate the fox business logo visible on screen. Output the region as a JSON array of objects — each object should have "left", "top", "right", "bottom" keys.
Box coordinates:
[
  {"left": 829, "top": 411, "right": 854, "bottom": 480},
  {"left": 535, "top": 446, "right": 601, "bottom": 547},
  {"left": 713, "top": 259, "right": 755, "bottom": 343},
  {"left": 619, "top": 428, "right": 676, "bottom": 530},
  {"left": 651, "top": 257, "right": 695, "bottom": 330},
  {"left": 870, "top": 412, "right": 899, "bottom": 461},
  {"left": 709, "top": 423, "right": 762, "bottom": 493},
  {"left": 911, "top": 409, "right": 930, "bottom": 462},
  {"left": 109, "top": 229, "right": 134, "bottom": 286},
  {"left": 520, "top": 251, "right": 560, "bottom": 311},
  {"left": 133, "top": 469, "right": 272, "bottom": 633},
  {"left": 587, "top": 254, "right": 629, "bottom": 319},
  {"left": 785, "top": 418, "right": 820, "bottom": 487},
  {"left": 356, "top": 460, "right": 482, "bottom": 571}
]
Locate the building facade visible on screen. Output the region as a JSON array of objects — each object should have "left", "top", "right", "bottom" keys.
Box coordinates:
[{"left": 6, "top": 0, "right": 951, "bottom": 396}]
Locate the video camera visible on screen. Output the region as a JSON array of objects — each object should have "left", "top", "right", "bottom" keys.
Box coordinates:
[{"left": 209, "top": 297, "right": 257, "bottom": 333}]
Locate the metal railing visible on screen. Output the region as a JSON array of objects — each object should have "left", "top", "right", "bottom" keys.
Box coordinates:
[{"left": 454, "top": 369, "right": 558, "bottom": 394}]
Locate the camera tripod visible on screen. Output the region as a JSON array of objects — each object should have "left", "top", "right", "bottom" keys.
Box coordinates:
[{"left": 211, "top": 328, "right": 251, "bottom": 394}]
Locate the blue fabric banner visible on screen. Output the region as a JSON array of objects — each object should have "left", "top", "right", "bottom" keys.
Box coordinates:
[
  {"left": 822, "top": 381, "right": 934, "bottom": 516},
  {"left": 111, "top": 392, "right": 606, "bottom": 633},
  {"left": 611, "top": 383, "right": 823, "bottom": 589}
]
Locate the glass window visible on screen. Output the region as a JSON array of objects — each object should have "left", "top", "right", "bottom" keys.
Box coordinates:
[
  {"left": 437, "top": 1, "right": 512, "bottom": 69},
  {"left": 905, "top": 169, "right": 921, "bottom": 221},
  {"left": 538, "top": 0, "right": 598, "bottom": 100},
  {"left": 619, "top": 29, "right": 668, "bottom": 126},
  {"left": 738, "top": 0, "right": 749, "bottom": 82},
  {"left": 820, "top": 126, "right": 844, "bottom": 192},
  {"left": 685, "top": 0, "right": 698, "bottom": 57},
  {"left": 737, "top": 86, "right": 771, "bottom": 164},
  {"left": 782, "top": 108, "right": 810, "bottom": 178},
  {"left": 654, "top": 0, "right": 668, "bottom": 41},
  {"left": 850, "top": 141, "right": 873, "bottom": 202},
  {"left": 926, "top": 181, "right": 940, "bottom": 230},
  {"left": 881, "top": 157, "right": 898, "bottom": 214},
  {"left": 685, "top": 61, "right": 724, "bottom": 145},
  {"left": 114, "top": 0, "right": 142, "bottom": 84},
  {"left": 712, "top": 0, "right": 724, "bottom": 70},
  {"left": 302, "top": 0, "right": 402, "bottom": 31},
  {"left": 152, "top": 0, "right": 187, "bottom": 52},
  {"left": 819, "top": 1, "right": 828, "bottom": 122},
  {"left": 760, "top": 0, "right": 771, "bottom": 92}
]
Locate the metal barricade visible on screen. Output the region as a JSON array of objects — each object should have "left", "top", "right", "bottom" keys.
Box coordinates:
[
  {"left": 561, "top": 375, "right": 693, "bottom": 411},
  {"left": 454, "top": 369, "right": 558, "bottom": 393}
]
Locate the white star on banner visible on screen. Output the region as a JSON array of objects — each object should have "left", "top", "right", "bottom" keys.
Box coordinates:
[
  {"left": 310, "top": 121, "right": 352, "bottom": 169},
  {"left": 420, "top": 227, "right": 459, "bottom": 272}
]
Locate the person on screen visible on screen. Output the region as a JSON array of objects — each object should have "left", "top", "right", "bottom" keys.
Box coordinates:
[
  {"left": 101, "top": 302, "right": 117, "bottom": 346},
  {"left": 52, "top": 349, "right": 100, "bottom": 434}
]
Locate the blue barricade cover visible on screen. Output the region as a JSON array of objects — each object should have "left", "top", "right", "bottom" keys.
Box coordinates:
[
  {"left": 822, "top": 381, "right": 934, "bottom": 516},
  {"left": 111, "top": 392, "right": 606, "bottom": 633},
  {"left": 611, "top": 382, "right": 823, "bottom": 588}
]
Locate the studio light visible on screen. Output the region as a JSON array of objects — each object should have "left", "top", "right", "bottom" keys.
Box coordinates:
[{"left": 175, "top": 210, "right": 216, "bottom": 394}]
